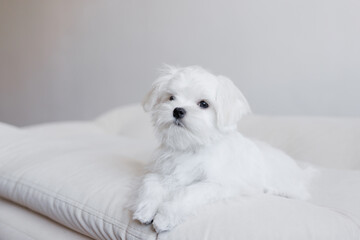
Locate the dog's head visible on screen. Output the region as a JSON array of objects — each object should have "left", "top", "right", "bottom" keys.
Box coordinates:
[{"left": 143, "top": 65, "right": 250, "bottom": 150}]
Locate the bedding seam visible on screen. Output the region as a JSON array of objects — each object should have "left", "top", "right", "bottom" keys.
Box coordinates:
[
  {"left": 310, "top": 202, "right": 360, "bottom": 230},
  {"left": 0, "top": 174, "right": 152, "bottom": 240}
]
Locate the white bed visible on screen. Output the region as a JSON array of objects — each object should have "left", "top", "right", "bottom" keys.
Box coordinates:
[{"left": 0, "top": 104, "right": 360, "bottom": 240}]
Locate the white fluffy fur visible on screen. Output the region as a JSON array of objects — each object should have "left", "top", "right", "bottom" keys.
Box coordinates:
[{"left": 131, "top": 65, "right": 312, "bottom": 233}]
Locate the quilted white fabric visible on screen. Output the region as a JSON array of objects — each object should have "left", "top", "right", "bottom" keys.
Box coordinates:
[{"left": 0, "top": 105, "right": 360, "bottom": 240}]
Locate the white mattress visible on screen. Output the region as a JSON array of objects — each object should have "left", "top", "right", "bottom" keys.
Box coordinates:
[{"left": 0, "top": 104, "right": 360, "bottom": 239}]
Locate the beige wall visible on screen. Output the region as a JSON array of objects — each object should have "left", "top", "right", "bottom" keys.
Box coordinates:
[{"left": 0, "top": 0, "right": 359, "bottom": 126}]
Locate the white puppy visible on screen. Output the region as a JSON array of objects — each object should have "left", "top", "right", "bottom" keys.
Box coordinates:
[{"left": 131, "top": 65, "right": 312, "bottom": 233}]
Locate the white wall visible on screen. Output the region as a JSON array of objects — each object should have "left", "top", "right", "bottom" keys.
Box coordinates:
[{"left": 0, "top": 0, "right": 359, "bottom": 126}]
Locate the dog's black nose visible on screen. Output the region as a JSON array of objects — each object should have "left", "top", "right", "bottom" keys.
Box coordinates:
[{"left": 173, "top": 107, "right": 186, "bottom": 119}]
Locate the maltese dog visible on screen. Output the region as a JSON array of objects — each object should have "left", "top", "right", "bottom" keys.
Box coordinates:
[{"left": 131, "top": 65, "right": 312, "bottom": 233}]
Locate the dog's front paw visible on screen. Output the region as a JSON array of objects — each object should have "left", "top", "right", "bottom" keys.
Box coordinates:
[
  {"left": 133, "top": 201, "right": 159, "bottom": 224},
  {"left": 152, "top": 203, "right": 182, "bottom": 233}
]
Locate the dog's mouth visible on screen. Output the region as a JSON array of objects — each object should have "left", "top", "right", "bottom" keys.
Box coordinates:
[{"left": 174, "top": 119, "right": 184, "bottom": 127}]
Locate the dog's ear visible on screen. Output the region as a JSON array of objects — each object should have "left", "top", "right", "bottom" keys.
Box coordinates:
[
  {"left": 142, "top": 78, "right": 167, "bottom": 112},
  {"left": 142, "top": 65, "right": 178, "bottom": 112},
  {"left": 215, "top": 76, "right": 251, "bottom": 131}
]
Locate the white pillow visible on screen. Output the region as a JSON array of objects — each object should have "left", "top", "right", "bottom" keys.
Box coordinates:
[
  {"left": 0, "top": 108, "right": 360, "bottom": 239},
  {"left": 239, "top": 115, "right": 360, "bottom": 169},
  {"left": 96, "top": 105, "right": 360, "bottom": 169}
]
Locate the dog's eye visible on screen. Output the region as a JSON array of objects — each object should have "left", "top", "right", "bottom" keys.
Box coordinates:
[
  {"left": 169, "top": 96, "right": 175, "bottom": 101},
  {"left": 198, "top": 100, "right": 209, "bottom": 109}
]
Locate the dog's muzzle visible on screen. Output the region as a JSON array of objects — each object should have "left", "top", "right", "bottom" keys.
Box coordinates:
[{"left": 173, "top": 107, "right": 186, "bottom": 119}]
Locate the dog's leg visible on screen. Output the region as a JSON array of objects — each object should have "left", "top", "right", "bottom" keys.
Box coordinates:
[
  {"left": 132, "top": 173, "right": 166, "bottom": 224},
  {"left": 152, "top": 182, "right": 231, "bottom": 233}
]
